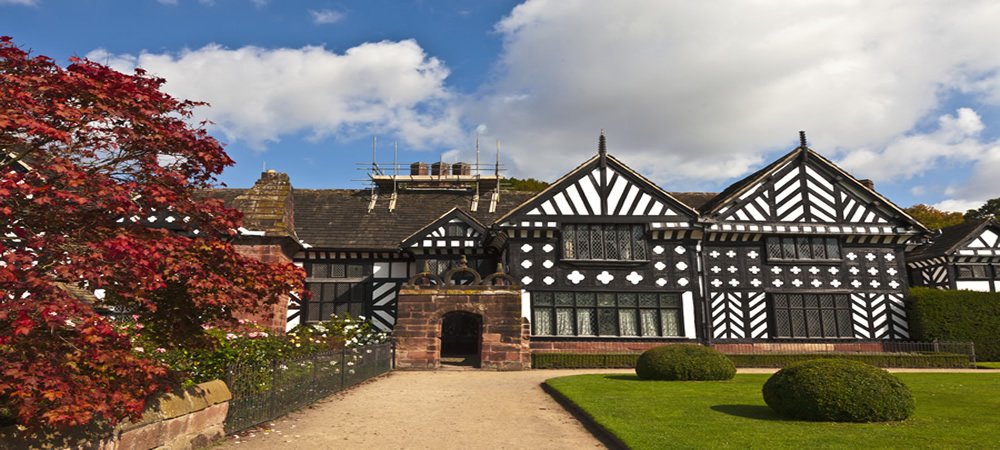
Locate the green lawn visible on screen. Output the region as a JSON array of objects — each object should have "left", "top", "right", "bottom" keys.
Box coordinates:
[
  {"left": 977, "top": 361, "right": 1000, "bottom": 369},
  {"left": 546, "top": 373, "right": 1000, "bottom": 449}
]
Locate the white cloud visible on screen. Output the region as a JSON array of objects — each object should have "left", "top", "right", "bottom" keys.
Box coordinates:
[
  {"left": 156, "top": 0, "right": 178, "bottom": 5},
  {"left": 465, "top": 0, "right": 1000, "bottom": 193},
  {"left": 837, "top": 108, "right": 986, "bottom": 183},
  {"left": 310, "top": 9, "right": 344, "bottom": 25},
  {"left": 0, "top": 0, "right": 39, "bottom": 5},
  {"left": 87, "top": 40, "right": 462, "bottom": 150}
]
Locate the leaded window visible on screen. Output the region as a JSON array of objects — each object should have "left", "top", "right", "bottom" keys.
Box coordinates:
[
  {"left": 771, "top": 293, "right": 853, "bottom": 338},
  {"left": 531, "top": 291, "right": 682, "bottom": 337},
  {"left": 563, "top": 224, "right": 647, "bottom": 261},
  {"left": 766, "top": 236, "right": 841, "bottom": 261},
  {"left": 956, "top": 264, "right": 992, "bottom": 279},
  {"left": 304, "top": 262, "right": 370, "bottom": 322}
]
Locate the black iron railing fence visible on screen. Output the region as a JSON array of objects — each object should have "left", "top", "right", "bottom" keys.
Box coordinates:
[{"left": 224, "top": 342, "right": 392, "bottom": 434}]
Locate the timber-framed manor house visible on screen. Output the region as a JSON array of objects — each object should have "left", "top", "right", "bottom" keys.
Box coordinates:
[{"left": 217, "top": 131, "right": 988, "bottom": 369}]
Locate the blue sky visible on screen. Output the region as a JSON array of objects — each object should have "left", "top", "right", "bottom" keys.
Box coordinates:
[{"left": 4, "top": 0, "right": 1000, "bottom": 213}]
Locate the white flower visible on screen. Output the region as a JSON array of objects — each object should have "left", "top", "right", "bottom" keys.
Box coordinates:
[
  {"left": 65, "top": 319, "right": 76, "bottom": 327},
  {"left": 134, "top": 347, "right": 144, "bottom": 353}
]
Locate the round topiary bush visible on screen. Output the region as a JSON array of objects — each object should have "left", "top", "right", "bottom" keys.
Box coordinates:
[
  {"left": 762, "top": 359, "right": 915, "bottom": 422},
  {"left": 635, "top": 344, "right": 736, "bottom": 381}
]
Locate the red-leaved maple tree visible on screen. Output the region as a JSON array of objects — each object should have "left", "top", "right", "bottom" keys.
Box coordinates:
[{"left": 0, "top": 37, "right": 307, "bottom": 431}]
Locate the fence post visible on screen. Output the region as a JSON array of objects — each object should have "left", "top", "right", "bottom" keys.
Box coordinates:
[
  {"left": 341, "top": 347, "right": 347, "bottom": 388},
  {"left": 970, "top": 341, "right": 977, "bottom": 368},
  {"left": 933, "top": 340, "right": 940, "bottom": 353}
]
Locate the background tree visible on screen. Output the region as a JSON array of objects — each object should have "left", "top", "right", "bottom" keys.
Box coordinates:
[
  {"left": 507, "top": 177, "right": 550, "bottom": 192},
  {"left": 0, "top": 37, "right": 307, "bottom": 431},
  {"left": 964, "top": 198, "right": 1000, "bottom": 221},
  {"left": 903, "top": 204, "right": 965, "bottom": 230}
]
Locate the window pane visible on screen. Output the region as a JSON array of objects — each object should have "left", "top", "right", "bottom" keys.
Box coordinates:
[
  {"left": 767, "top": 237, "right": 782, "bottom": 259},
  {"left": 774, "top": 309, "right": 791, "bottom": 337},
  {"left": 811, "top": 239, "right": 827, "bottom": 259},
  {"left": 331, "top": 264, "right": 346, "bottom": 278},
  {"left": 806, "top": 309, "right": 822, "bottom": 338},
  {"left": 347, "top": 264, "right": 364, "bottom": 278},
  {"left": 576, "top": 309, "right": 596, "bottom": 335},
  {"left": 619, "top": 293, "right": 637, "bottom": 307},
  {"left": 533, "top": 292, "right": 553, "bottom": 306},
  {"left": 563, "top": 226, "right": 576, "bottom": 258},
  {"left": 797, "top": 237, "right": 811, "bottom": 259},
  {"left": 773, "top": 294, "right": 788, "bottom": 308},
  {"left": 577, "top": 225, "right": 591, "bottom": 259},
  {"left": 598, "top": 293, "right": 616, "bottom": 307},
  {"left": 822, "top": 309, "right": 837, "bottom": 337},
  {"left": 611, "top": 225, "right": 625, "bottom": 260},
  {"left": 804, "top": 294, "right": 819, "bottom": 308},
  {"left": 790, "top": 310, "right": 805, "bottom": 337},
  {"left": 820, "top": 294, "right": 835, "bottom": 308},
  {"left": 788, "top": 294, "right": 803, "bottom": 308},
  {"left": 640, "top": 310, "right": 659, "bottom": 336},
  {"left": 639, "top": 293, "right": 658, "bottom": 307},
  {"left": 661, "top": 309, "right": 680, "bottom": 336},
  {"left": 619, "top": 309, "right": 639, "bottom": 336},
  {"left": 837, "top": 309, "right": 854, "bottom": 337},
  {"left": 825, "top": 238, "right": 841, "bottom": 259},
  {"left": 533, "top": 309, "right": 553, "bottom": 335},
  {"left": 311, "top": 263, "right": 329, "bottom": 278},
  {"left": 632, "top": 225, "right": 647, "bottom": 260},
  {"left": 660, "top": 293, "right": 681, "bottom": 308},
  {"left": 781, "top": 238, "right": 797, "bottom": 259},
  {"left": 576, "top": 292, "right": 596, "bottom": 306},
  {"left": 598, "top": 309, "right": 618, "bottom": 335},
  {"left": 555, "top": 292, "right": 574, "bottom": 306},
  {"left": 556, "top": 309, "right": 574, "bottom": 335},
  {"left": 973, "top": 265, "right": 988, "bottom": 278},
  {"left": 308, "top": 302, "right": 321, "bottom": 322}
]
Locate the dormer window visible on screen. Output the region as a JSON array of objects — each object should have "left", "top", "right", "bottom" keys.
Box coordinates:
[{"left": 563, "top": 224, "right": 647, "bottom": 261}]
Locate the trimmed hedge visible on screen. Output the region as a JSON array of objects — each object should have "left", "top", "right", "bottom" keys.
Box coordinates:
[
  {"left": 635, "top": 344, "right": 736, "bottom": 380},
  {"left": 762, "top": 359, "right": 915, "bottom": 422},
  {"left": 532, "top": 353, "right": 639, "bottom": 369},
  {"left": 908, "top": 287, "right": 1000, "bottom": 361},
  {"left": 531, "top": 351, "right": 970, "bottom": 369},
  {"left": 727, "top": 352, "right": 971, "bottom": 368}
]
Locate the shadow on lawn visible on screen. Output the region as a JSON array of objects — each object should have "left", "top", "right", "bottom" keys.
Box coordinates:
[{"left": 711, "top": 404, "right": 789, "bottom": 421}]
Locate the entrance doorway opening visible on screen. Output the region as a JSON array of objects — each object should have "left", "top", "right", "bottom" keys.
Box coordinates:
[{"left": 440, "top": 311, "right": 482, "bottom": 367}]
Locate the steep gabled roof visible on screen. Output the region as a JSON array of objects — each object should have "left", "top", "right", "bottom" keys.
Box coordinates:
[
  {"left": 291, "top": 189, "right": 536, "bottom": 250},
  {"left": 700, "top": 144, "right": 929, "bottom": 233},
  {"left": 497, "top": 134, "right": 699, "bottom": 226},
  {"left": 908, "top": 218, "right": 998, "bottom": 261}
]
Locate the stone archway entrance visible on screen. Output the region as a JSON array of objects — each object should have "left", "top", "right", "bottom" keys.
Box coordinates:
[
  {"left": 393, "top": 264, "right": 530, "bottom": 370},
  {"left": 440, "top": 311, "right": 482, "bottom": 367}
]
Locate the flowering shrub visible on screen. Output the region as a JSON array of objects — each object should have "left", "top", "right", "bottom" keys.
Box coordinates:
[
  {"left": 118, "top": 314, "right": 389, "bottom": 386},
  {"left": 289, "top": 313, "right": 389, "bottom": 352}
]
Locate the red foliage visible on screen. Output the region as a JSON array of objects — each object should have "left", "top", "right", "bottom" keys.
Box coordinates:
[{"left": 0, "top": 37, "right": 307, "bottom": 431}]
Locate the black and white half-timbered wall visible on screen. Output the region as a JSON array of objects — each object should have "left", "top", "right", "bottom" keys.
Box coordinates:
[
  {"left": 223, "top": 131, "right": 936, "bottom": 363},
  {"left": 907, "top": 218, "right": 1000, "bottom": 292}
]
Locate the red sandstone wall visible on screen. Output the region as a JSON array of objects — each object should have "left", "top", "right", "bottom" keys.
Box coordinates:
[
  {"left": 395, "top": 288, "right": 530, "bottom": 370},
  {"left": 232, "top": 243, "right": 294, "bottom": 333}
]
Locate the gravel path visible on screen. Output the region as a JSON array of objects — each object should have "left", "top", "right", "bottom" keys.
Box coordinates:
[
  {"left": 216, "top": 366, "right": 993, "bottom": 449},
  {"left": 216, "top": 368, "right": 633, "bottom": 449}
]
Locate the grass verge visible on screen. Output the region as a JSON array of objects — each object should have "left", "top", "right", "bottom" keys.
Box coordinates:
[
  {"left": 976, "top": 361, "right": 1000, "bottom": 369},
  {"left": 545, "top": 373, "right": 1000, "bottom": 449}
]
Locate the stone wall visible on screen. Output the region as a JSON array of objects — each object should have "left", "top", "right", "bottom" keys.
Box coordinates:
[
  {"left": 395, "top": 286, "right": 530, "bottom": 370},
  {"left": 232, "top": 237, "right": 300, "bottom": 332},
  {"left": 0, "top": 380, "right": 231, "bottom": 450}
]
